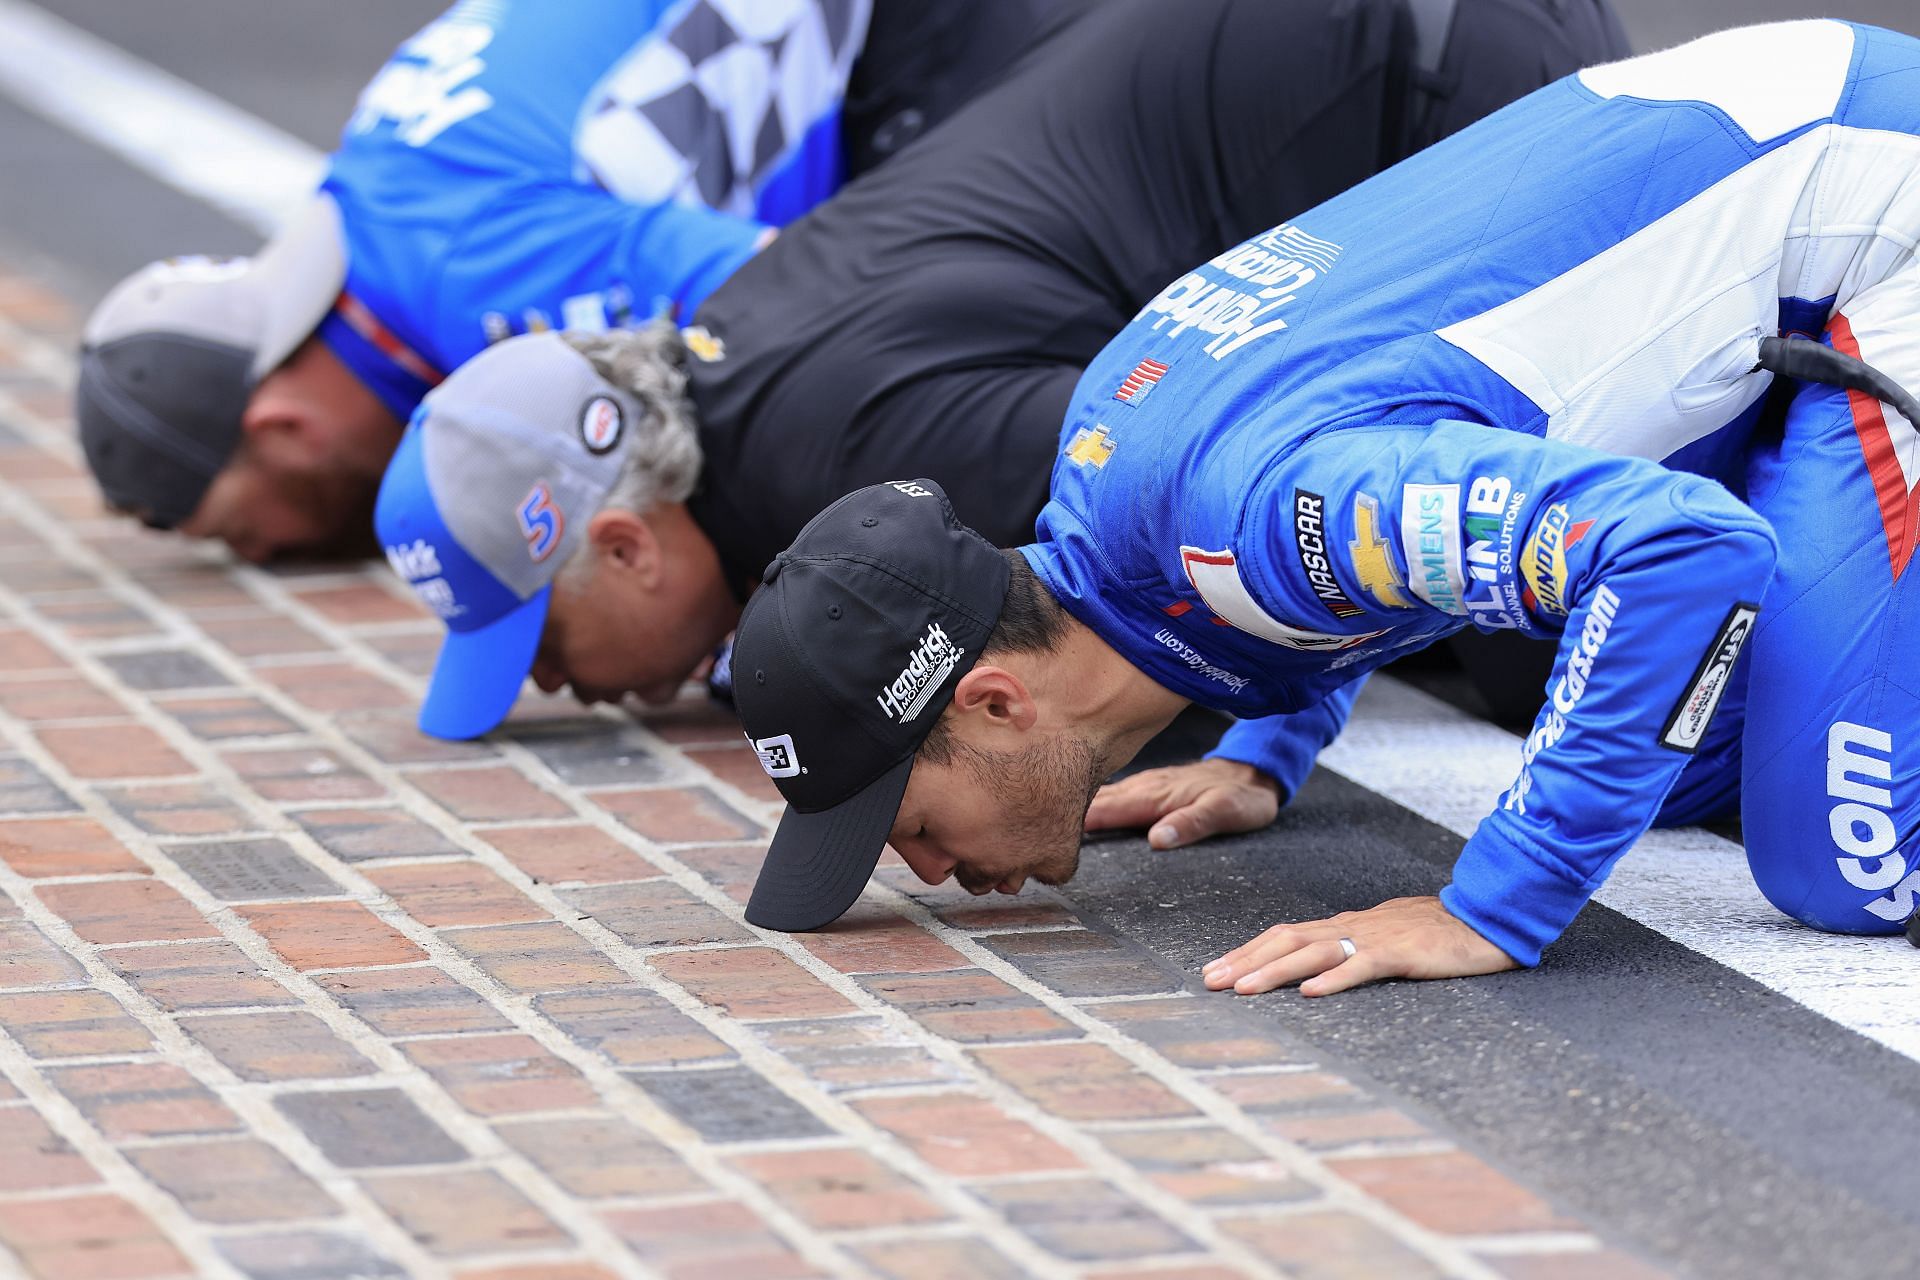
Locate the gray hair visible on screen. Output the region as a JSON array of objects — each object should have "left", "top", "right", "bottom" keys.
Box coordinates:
[{"left": 553, "top": 322, "right": 705, "bottom": 588}]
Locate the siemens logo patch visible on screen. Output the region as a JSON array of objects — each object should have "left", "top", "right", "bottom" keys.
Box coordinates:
[{"left": 1292, "top": 490, "right": 1362, "bottom": 619}]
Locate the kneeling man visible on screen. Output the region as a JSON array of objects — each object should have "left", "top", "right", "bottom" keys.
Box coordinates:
[{"left": 731, "top": 20, "right": 1920, "bottom": 990}]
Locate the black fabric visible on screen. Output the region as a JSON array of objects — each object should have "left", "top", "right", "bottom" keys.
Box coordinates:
[
  {"left": 842, "top": 0, "right": 1100, "bottom": 174},
  {"left": 688, "top": 0, "right": 1630, "bottom": 594}
]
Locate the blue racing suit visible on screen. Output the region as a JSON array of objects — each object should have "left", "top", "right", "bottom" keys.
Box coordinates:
[
  {"left": 315, "top": 0, "right": 870, "bottom": 418},
  {"left": 1025, "top": 20, "right": 1920, "bottom": 961}
]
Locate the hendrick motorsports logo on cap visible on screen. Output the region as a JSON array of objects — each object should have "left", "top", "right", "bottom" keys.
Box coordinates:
[
  {"left": 875, "top": 622, "right": 964, "bottom": 724},
  {"left": 578, "top": 395, "right": 624, "bottom": 454}
]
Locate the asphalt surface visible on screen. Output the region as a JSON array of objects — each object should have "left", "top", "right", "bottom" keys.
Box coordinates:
[{"left": 2, "top": 2, "right": 1918, "bottom": 1277}]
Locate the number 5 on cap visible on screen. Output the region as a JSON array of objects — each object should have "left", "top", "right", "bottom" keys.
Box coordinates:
[{"left": 518, "top": 483, "right": 565, "bottom": 562}]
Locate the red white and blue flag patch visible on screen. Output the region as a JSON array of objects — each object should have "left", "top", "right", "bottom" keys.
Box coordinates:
[{"left": 1113, "top": 358, "right": 1169, "bottom": 406}]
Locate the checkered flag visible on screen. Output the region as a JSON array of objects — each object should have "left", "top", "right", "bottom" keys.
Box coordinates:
[{"left": 577, "top": 0, "right": 869, "bottom": 217}]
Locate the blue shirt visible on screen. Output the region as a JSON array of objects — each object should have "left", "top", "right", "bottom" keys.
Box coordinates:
[
  {"left": 317, "top": 0, "right": 870, "bottom": 417},
  {"left": 1025, "top": 20, "right": 1920, "bottom": 963}
]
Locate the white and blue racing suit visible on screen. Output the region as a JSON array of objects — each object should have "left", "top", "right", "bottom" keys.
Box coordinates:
[
  {"left": 316, "top": 0, "right": 870, "bottom": 418},
  {"left": 1026, "top": 20, "right": 1920, "bottom": 962}
]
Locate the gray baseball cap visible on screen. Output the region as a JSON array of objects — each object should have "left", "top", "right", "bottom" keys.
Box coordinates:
[
  {"left": 373, "top": 332, "right": 642, "bottom": 740},
  {"left": 75, "top": 194, "right": 348, "bottom": 528}
]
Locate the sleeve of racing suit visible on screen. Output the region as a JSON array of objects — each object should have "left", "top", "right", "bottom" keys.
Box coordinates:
[
  {"left": 1271, "top": 420, "right": 1778, "bottom": 965},
  {"left": 428, "top": 183, "right": 769, "bottom": 366},
  {"left": 1206, "top": 683, "right": 1363, "bottom": 804}
]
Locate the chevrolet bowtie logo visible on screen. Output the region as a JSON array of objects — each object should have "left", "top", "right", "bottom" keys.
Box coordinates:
[
  {"left": 1066, "top": 425, "right": 1116, "bottom": 469},
  {"left": 1350, "top": 492, "right": 1413, "bottom": 609}
]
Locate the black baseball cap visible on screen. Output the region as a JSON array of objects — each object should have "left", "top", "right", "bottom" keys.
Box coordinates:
[
  {"left": 75, "top": 195, "right": 348, "bottom": 528},
  {"left": 732, "top": 479, "right": 1011, "bottom": 931}
]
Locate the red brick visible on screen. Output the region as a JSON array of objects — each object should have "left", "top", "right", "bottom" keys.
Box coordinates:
[
  {"left": 128, "top": 1139, "right": 338, "bottom": 1224},
  {"left": 669, "top": 841, "right": 767, "bottom": 903},
  {"left": 38, "top": 880, "right": 217, "bottom": 944},
  {"left": 1323, "top": 1151, "right": 1581, "bottom": 1236},
  {"left": 362, "top": 1169, "right": 571, "bottom": 1258},
  {"left": 401, "top": 1034, "right": 596, "bottom": 1115},
  {"left": 933, "top": 898, "right": 1080, "bottom": 930},
  {"left": 366, "top": 861, "right": 544, "bottom": 928},
  {"left": 533, "top": 987, "right": 733, "bottom": 1067},
  {"left": 196, "top": 612, "right": 329, "bottom": 659},
  {"left": 972, "top": 1043, "right": 1198, "bottom": 1122},
  {"left": 0, "top": 626, "right": 66, "bottom": 672},
  {"left": 854, "top": 1092, "right": 1080, "bottom": 1176},
  {"left": 98, "top": 782, "right": 255, "bottom": 837},
  {"left": 971, "top": 1177, "right": 1196, "bottom": 1260},
  {"left": 562, "top": 880, "right": 750, "bottom": 948},
  {"left": 594, "top": 785, "right": 763, "bottom": 843},
  {"left": 859, "top": 969, "right": 1079, "bottom": 1043},
  {"left": 340, "top": 710, "right": 501, "bottom": 765},
  {"left": 1098, "top": 1126, "right": 1314, "bottom": 1208},
  {"left": 0, "top": 917, "right": 86, "bottom": 988},
  {"left": 0, "top": 678, "right": 125, "bottom": 721},
  {"left": 0, "top": 1109, "right": 99, "bottom": 1192},
  {"left": 289, "top": 581, "right": 426, "bottom": 626},
  {"left": 36, "top": 595, "right": 162, "bottom": 641},
  {"left": 292, "top": 806, "right": 462, "bottom": 862},
  {"left": 753, "top": 1016, "right": 952, "bottom": 1092},
  {"left": 459, "top": 1267, "right": 620, "bottom": 1280},
  {"left": 733, "top": 1148, "right": 946, "bottom": 1230},
  {"left": 478, "top": 823, "right": 661, "bottom": 885},
  {"left": 1084, "top": 1268, "right": 1251, "bottom": 1280},
  {"left": 602, "top": 1199, "right": 817, "bottom": 1278},
  {"left": 1210, "top": 1070, "right": 1363, "bottom": 1112},
  {"left": 155, "top": 694, "right": 298, "bottom": 741},
  {"left": 682, "top": 744, "right": 785, "bottom": 805},
  {"left": 650, "top": 948, "right": 853, "bottom": 1020},
  {"left": 180, "top": 1011, "right": 377, "bottom": 1082},
  {"left": 50, "top": 1062, "right": 240, "bottom": 1141},
  {"left": 314, "top": 966, "right": 512, "bottom": 1037},
  {"left": 854, "top": 1237, "right": 1029, "bottom": 1280},
  {"left": 256, "top": 661, "right": 405, "bottom": 713},
  {"left": 0, "top": 990, "right": 152, "bottom": 1058},
  {"left": 0, "top": 818, "right": 144, "bottom": 878},
  {"left": 0, "top": 1193, "right": 192, "bottom": 1280},
  {"left": 1221, "top": 1210, "right": 1445, "bottom": 1280},
  {"left": 1265, "top": 1108, "right": 1435, "bottom": 1151},
  {"left": 794, "top": 902, "right": 968, "bottom": 974},
  {"left": 106, "top": 940, "right": 298, "bottom": 1012},
  {"left": 444, "top": 922, "right": 629, "bottom": 994},
  {"left": 495, "top": 1115, "right": 708, "bottom": 1199},
  {"left": 410, "top": 766, "right": 571, "bottom": 822},
  {"left": 631, "top": 693, "right": 748, "bottom": 745},
  {"left": 223, "top": 747, "right": 382, "bottom": 803},
  {"left": 37, "top": 723, "right": 192, "bottom": 779},
  {"left": 238, "top": 901, "right": 427, "bottom": 970}
]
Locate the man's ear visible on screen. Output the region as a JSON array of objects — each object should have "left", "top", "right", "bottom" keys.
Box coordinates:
[
  {"left": 948, "top": 663, "right": 1039, "bottom": 735},
  {"left": 587, "top": 508, "right": 663, "bottom": 587}
]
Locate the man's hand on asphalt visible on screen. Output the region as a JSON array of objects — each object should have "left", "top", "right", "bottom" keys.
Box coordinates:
[
  {"left": 1084, "top": 758, "right": 1282, "bottom": 849},
  {"left": 1203, "top": 895, "right": 1521, "bottom": 996}
]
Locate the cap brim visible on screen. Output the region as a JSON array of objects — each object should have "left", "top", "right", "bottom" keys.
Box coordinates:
[
  {"left": 746, "top": 754, "right": 914, "bottom": 931},
  {"left": 418, "top": 585, "right": 551, "bottom": 741}
]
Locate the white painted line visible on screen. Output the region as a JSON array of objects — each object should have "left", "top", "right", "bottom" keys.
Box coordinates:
[
  {"left": 1324, "top": 676, "right": 1920, "bottom": 1063},
  {"left": 0, "top": 0, "right": 323, "bottom": 235}
]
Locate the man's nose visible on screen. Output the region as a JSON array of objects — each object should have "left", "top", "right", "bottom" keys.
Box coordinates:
[
  {"left": 898, "top": 845, "right": 957, "bottom": 886},
  {"left": 530, "top": 659, "right": 566, "bottom": 694}
]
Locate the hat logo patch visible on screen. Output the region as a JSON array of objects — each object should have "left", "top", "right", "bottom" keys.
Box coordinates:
[
  {"left": 875, "top": 622, "right": 964, "bottom": 724},
  {"left": 518, "top": 483, "right": 565, "bottom": 562},
  {"left": 579, "top": 395, "right": 624, "bottom": 455},
  {"left": 752, "top": 733, "right": 802, "bottom": 778}
]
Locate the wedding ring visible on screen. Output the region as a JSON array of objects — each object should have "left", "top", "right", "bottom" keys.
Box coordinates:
[{"left": 1337, "top": 937, "right": 1357, "bottom": 959}]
